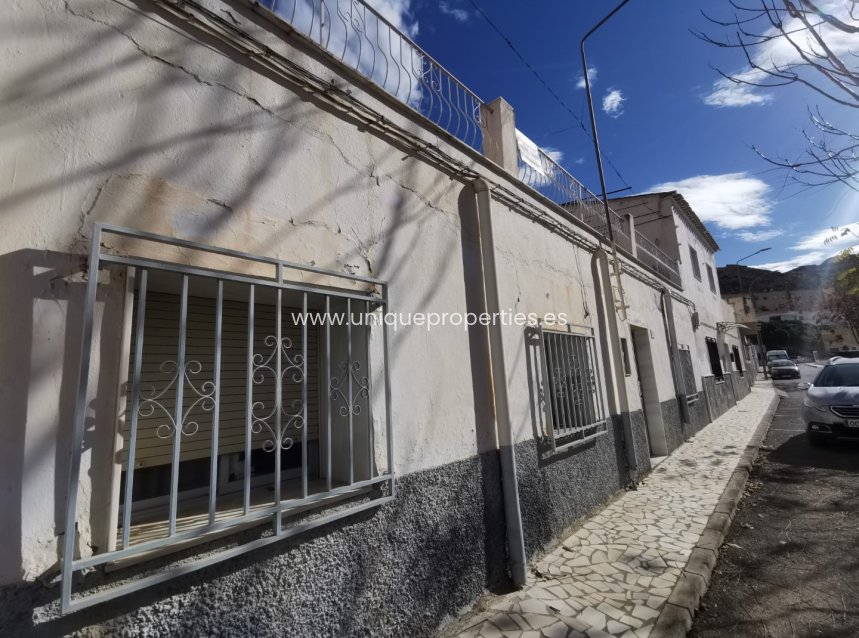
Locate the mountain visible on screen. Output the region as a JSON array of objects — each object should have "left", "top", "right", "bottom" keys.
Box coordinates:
[{"left": 717, "top": 255, "right": 859, "bottom": 295}]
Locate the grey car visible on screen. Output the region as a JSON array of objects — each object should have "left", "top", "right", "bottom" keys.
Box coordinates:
[
  {"left": 769, "top": 358, "right": 801, "bottom": 379},
  {"left": 802, "top": 358, "right": 859, "bottom": 445}
]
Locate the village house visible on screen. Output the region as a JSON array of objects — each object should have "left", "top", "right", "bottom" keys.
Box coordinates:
[{"left": 0, "top": 1, "right": 751, "bottom": 635}]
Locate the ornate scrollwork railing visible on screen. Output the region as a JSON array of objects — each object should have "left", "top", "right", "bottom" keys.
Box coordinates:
[
  {"left": 329, "top": 360, "right": 369, "bottom": 416},
  {"left": 139, "top": 360, "right": 215, "bottom": 439},
  {"left": 250, "top": 335, "right": 306, "bottom": 452},
  {"left": 259, "top": 0, "right": 485, "bottom": 152}
]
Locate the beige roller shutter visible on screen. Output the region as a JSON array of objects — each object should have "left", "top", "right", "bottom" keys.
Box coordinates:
[{"left": 122, "top": 291, "right": 320, "bottom": 468}]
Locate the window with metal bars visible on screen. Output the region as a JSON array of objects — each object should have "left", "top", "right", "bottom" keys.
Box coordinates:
[
  {"left": 538, "top": 326, "right": 607, "bottom": 451},
  {"left": 62, "top": 225, "right": 395, "bottom": 613}
]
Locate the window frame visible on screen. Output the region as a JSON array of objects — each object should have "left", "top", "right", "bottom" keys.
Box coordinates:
[
  {"left": 536, "top": 324, "right": 608, "bottom": 453},
  {"left": 706, "top": 263, "right": 716, "bottom": 293},
  {"left": 689, "top": 246, "right": 702, "bottom": 281},
  {"left": 705, "top": 337, "right": 724, "bottom": 382},
  {"left": 62, "top": 224, "right": 396, "bottom": 614}
]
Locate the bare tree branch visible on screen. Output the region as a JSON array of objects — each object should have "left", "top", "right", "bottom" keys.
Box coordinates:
[{"left": 697, "top": 1, "right": 859, "bottom": 189}]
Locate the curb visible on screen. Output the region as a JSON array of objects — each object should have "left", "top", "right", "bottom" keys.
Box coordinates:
[{"left": 650, "top": 387, "right": 780, "bottom": 638}]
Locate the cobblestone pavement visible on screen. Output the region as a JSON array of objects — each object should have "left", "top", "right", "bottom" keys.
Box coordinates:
[{"left": 450, "top": 385, "right": 776, "bottom": 638}]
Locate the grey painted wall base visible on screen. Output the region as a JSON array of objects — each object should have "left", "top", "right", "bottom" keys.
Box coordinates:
[
  {"left": 626, "top": 410, "right": 652, "bottom": 481},
  {"left": 515, "top": 418, "right": 629, "bottom": 559},
  {"left": 659, "top": 398, "right": 685, "bottom": 454},
  {"left": 731, "top": 372, "right": 751, "bottom": 401},
  {"left": 703, "top": 376, "right": 736, "bottom": 423},
  {"left": 1, "top": 453, "right": 510, "bottom": 638},
  {"left": 685, "top": 397, "right": 711, "bottom": 437}
]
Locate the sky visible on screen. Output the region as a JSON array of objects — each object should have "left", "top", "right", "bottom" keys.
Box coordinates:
[{"left": 362, "top": 0, "right": 859, "bottom": 272}]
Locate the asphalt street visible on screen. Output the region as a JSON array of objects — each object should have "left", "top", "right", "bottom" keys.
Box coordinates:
[{"left": 691, "top": 365, "right": 859, "bottom": 638}]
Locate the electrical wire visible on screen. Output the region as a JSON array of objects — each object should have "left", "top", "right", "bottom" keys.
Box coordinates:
[{"left": 465, "top": 0, "right": 633, "bottom": 191}]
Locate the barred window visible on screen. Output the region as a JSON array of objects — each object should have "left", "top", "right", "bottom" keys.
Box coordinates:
[
  {"left": 537, "top": 326, "right": 607, "bottom": 451},
  {"left": 63, "top": 225, "right": 394, "bottom": 612}
]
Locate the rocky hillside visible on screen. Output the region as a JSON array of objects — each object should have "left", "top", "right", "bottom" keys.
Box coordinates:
[{"left": 717, "top": 255, "right": 859, "bottom": 295}]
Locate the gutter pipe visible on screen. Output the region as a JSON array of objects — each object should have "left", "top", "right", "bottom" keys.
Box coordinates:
[{"left": 472, "top": 178, "right": 527, "bottom": 587}]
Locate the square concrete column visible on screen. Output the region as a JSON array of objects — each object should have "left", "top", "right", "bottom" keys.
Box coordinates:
[
  {"left": 480, "top": 97, "right": 518, "bottom": 176},
  {"left": 626, "top": 213, "right": 637, "bottom": 258}
]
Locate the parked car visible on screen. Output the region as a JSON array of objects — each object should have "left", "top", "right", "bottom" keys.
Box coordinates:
[
  {"left": 769, "top": 359, "right": 801, "bottom": 379},
  {"left": 766, "top": 349, "right": 789, "bottom": 365},
  {"left": 802, "top": 358, "right": 859, "bottom": 445}
]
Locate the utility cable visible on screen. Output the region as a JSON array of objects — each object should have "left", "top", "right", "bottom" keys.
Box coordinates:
[{"left": 466, "top": 0, "right": 633, "bottom": 191}]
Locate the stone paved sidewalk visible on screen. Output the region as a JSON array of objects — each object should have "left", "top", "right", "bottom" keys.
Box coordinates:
[{"left": 448, "top": 385, "right": 776, "bottom": 638}]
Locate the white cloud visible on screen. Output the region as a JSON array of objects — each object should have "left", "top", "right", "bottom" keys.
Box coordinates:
[
  {"left": 365, "top": 0, "right": 419, "bottom": 37},
  {"left": 575, "top": 67, "right": 597, "bottom": 89},
  {"left": 439, "top": 1, "right": 469, "bottom": 22},
  {"left": 756, "top": 251, "right": 829, "bottom": 272},
  {"left": 543, "top": 147, "right": 564, "bottom": 163},
  {"left": 703, "top": 3, "right": 859, "bottom": 107},
  {"left": 793, "top": 222, "right": 859, "bottom": 251},
  {"left": 755, "top": 222, "right": 859, "bottom": 271},
  {"left": 649, "top": 173, "right": 773, "bottom": 230},
  {"left": 736, "top": 228, "right": 784, "bottom": 242},
  {"left": 704, "top": 77, "right": 773, "bottom": 107},
  {"left": 602, "top": 88, "right": 625, "bottom": 117}
]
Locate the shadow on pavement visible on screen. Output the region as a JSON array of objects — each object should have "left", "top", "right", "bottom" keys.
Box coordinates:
[{"left": 769, "top": 434, "right": 859, "bottom": 473}]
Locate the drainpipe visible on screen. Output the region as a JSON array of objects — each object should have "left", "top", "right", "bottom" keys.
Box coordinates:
[
  {"left": 472, "top": 178, "right": 527, "bottom": 587},
  {"left": 591, "top": 248, "right": 638, "bottom": 471},
  {"left": 660, "top": 289, "right": 689, "bottom": 425}
]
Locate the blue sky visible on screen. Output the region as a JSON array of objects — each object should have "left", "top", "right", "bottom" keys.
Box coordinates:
[{"left": 372, "top": 0, "right": 859, "bottom": 271}]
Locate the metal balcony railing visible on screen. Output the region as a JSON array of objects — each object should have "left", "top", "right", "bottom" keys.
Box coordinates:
[
  {"left": 634, "top": 230, "right": 682, "bottom": 287},
  {"left": 261, "top": 0, "right": 681, "bottom": 287},
  {"left": 518, "top": 142, "right": 632, "bottom": 254},
  {"left": 259, "top": 0, "right": 485, "bottom": 151}
]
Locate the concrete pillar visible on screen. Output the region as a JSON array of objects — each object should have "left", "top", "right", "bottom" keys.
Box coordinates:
[
  {"left": 626, "top": 214, "right": 637, "bottom": 258},
  {"left": 480, "top": 97, "right": 518, "bottom": 176}
]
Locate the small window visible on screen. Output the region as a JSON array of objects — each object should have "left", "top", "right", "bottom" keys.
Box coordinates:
[
  {"left": 690, "top": 247, "right": 701, "bottom": 281},
  {"left": 706, "top": 264, "right": 716, "bottom": 293},
  {"left": 540, "top": 328, "right": 608, "bottom": 450},
  {"left": 620, "top": 338, "right": 632, "bottom": 376},
  {"left": 706, "top": 337, "right": 724, "bottom": 380}
]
